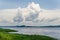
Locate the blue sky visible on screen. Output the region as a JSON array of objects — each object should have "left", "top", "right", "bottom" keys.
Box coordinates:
[{"left": 0, "top": 0, "right": 60, "bottom": 9}]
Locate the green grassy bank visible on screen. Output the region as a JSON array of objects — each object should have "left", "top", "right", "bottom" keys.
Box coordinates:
[{"left": 0, "top": 28, "right": 57, "bottom": 40}]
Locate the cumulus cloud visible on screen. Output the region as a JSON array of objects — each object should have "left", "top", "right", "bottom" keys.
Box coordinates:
[
  {"left": 25, "top": 2, "right": 41, "bottom": 21},
  {"left": 0, "top": 2, "right": 60, "bottom": 26},
  {"left": 34, "top": 9, "right": 60, "bottom": 26}
]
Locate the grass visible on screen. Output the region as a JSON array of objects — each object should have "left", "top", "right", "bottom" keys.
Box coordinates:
[
  {"left": 0, "top": 28, "right": 57, "bottom": 40},
  {"left": 0, "top": 28, "right": 18, "bottom": 32}
]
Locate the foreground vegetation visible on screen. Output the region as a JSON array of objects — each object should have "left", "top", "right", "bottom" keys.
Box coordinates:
[{"left": 0, "top": 28, "right": 57, "bottom": 40}]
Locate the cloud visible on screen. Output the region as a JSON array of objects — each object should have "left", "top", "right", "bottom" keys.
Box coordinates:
[
  {"left": 0, "top": 2, "right": 60, "bottom": 26},
  {"left": 33, "top": 9, "right": 60, "bottom": 26},
  {"left": 25, "top": 2, "right": 41, "bottom": 21},
  {"left": 0, "top": 9, "right": 17, "bottom": 23}
]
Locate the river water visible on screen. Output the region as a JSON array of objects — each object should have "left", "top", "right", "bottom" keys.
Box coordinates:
[{"left": 0, "top": 26, "right": 60, "bottom": 40}]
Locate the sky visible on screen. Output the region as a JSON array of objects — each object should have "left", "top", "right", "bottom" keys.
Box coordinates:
[
  {"left": 0, "top": 0, "right": 60, "bottom": 26},
  {"left": 0, "top": 0, "right": 60, "bottom": 9}
]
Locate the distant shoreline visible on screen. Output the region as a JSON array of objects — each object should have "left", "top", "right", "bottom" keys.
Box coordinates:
[{"left": 0, "top": 25, "right": 60, "bottom": 28}]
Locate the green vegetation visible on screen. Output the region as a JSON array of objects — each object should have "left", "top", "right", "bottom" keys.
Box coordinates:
[
  {"left": 0, "top": 28, "right": 18, "bottom": 32},
  {"left": 0, "top": 28, "right": 57, "bottom": 40}
]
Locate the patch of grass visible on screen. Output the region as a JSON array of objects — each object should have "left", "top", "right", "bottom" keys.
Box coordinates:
[
  {"left": 0, "top": 28, "right": 18, "bottom": 32},
  {"left": 0, "top": 28, "right": 57, "bottom": 40}
]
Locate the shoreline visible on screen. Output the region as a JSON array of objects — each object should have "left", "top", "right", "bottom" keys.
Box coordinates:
[{"left": 0, "top": 28, "right": 57, "bottom": 40}]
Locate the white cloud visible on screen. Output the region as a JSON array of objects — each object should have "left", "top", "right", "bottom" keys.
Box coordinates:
[
  {"left": 35, "top": 9, "right": 60, "bottom": 26},
  {"left": 0, "top": 2, "right": 60, "bottom": 26},
  {"left": 0, "top": 9, "right": 17, "bottom": 23}
]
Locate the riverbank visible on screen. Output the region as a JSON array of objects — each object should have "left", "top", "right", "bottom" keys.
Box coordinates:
[{"left": 0, "top": 28, "right": 57, "bottom": 40}]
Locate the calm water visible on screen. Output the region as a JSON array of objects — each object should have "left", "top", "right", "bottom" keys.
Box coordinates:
[{"left": 0, "top": 26, "right": 60, "bottom": 40}]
